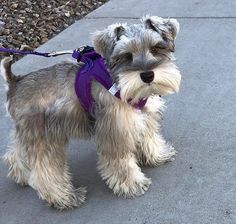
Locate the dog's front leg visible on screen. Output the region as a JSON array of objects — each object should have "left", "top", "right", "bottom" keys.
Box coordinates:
[
  {"left": 92, "top": 88, "right": 151, "bottom": 198},
  {"left": 136, "top": 97, "right": 176, "bottom": 166}
]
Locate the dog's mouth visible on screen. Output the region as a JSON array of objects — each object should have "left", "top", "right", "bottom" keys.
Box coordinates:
[
  {"left": 120, "top": 84, "right": 153, "bottom": 104},
  {"left": 120, "top": 80, "right": 179, "bottom": 105}
]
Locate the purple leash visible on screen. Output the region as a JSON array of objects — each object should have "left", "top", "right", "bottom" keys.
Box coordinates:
[{"left": 0, "top": 47, "right": 74, "bottom": 57}]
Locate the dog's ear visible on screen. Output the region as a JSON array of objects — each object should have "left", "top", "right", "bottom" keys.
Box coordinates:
[
  {"left": 142, "top": 15, "right": 180, "bottom": 52},
  {"left": 92, "top": 23, "right": 126, "bottom": 59}
]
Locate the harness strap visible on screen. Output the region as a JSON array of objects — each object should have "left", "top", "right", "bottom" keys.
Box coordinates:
[{"left": 73, "top": 48, "right": 147, "bottom": 116}]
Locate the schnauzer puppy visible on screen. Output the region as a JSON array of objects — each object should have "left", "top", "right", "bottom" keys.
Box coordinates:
[{"left": 1, "top": 16, "right": 181, "bottom": 210}]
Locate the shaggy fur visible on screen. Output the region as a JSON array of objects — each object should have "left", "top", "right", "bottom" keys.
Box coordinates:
[{"left": 1, "top": 16, "right": 181, "bottom": 210}]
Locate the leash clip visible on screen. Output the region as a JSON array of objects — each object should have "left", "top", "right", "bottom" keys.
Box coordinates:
[{"left": 47, "top": 50, "right": 74, "bottom": 57}]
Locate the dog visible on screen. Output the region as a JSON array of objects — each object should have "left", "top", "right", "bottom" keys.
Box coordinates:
[{"left": 1, "top": 16, "right": 181, "bottom": 210}]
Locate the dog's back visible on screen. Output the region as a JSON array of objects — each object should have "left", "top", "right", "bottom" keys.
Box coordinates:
[{"left": 0, "top": 57, "right": 79, "bottom": 120}]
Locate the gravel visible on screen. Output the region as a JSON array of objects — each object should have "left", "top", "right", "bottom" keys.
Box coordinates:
[{"left": 0, "top": 0, "right": 108, "bottom": 54}]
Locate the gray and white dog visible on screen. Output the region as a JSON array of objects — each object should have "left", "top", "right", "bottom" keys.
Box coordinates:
[{"left": 1, "top": 16, "right": 181, "bottom": 210}]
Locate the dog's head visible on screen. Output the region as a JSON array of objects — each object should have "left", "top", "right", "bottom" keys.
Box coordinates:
[{"left": 92, "top": 16, "right": 181, "bottom": 103}]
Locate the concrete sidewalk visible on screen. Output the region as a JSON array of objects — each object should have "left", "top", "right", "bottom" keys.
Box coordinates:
[{"left": 0, "top": 1, "right": 235, "bottom": 224}]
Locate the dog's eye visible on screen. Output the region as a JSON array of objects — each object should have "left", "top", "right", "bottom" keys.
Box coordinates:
[
  {"left": 114, "top": 53, "right": 133, "bottom": 62},
  {"left": 150, "top": 47, "right": 159, "bottom": 55},
  {"left": 150, "top": 41, "right": 168, "bottom": 55},
  {"left": 123, "top": 53, "right": 133, "bottom": 62}
]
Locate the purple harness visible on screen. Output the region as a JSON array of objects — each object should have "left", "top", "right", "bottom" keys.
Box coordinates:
[
  {"left": 0, "top": 46, "right": 147, "bottom": 117},
  {"left": 72, "top": 48, "right": 147, "bottom": 117}
]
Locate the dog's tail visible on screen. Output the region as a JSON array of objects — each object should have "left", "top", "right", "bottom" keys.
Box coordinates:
[{"left": 0, "top": 55, "right": 16, "bottom": 84}]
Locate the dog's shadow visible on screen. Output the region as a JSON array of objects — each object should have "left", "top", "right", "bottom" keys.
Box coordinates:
[{"left": 67, "top": 139, "right": 111, "bottom": 199}]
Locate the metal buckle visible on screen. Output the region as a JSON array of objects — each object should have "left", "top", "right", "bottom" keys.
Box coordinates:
[{"left": 77, "top": 46, "right": 87, "bottom": 53}]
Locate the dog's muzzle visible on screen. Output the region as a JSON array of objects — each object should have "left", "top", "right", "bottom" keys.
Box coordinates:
[{"left": 140, "top": 71, "right": 154, "bottom": 83}]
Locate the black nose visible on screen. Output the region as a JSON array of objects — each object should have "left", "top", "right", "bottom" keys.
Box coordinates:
[{"left": 140, "top": 71, "right": 154, "bottom": 83}]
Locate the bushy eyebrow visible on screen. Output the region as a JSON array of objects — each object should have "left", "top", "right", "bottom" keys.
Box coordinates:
[
  {"left": 112, "top": 38, "right": 138, "bottom": 56},
  {"left": 112, "top": 30, "right": 163, "bottom": 57},
  {"left": 143, "top": 30, "right": 163, "bottom": 47}
]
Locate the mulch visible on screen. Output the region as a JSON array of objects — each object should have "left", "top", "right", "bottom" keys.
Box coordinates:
[{"left": 0, "top": 0, "right": 108, "bottom": 53}]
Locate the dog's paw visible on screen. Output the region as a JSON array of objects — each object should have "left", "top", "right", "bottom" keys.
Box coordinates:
[
  {"left": 75, "top": 186, "right": 87, "bottom": 205},
  {"left": 139, "top": 142, "right": 176, "bottom": 167},
  {"left": 113, "top": 176, "right": 152, "bottom": 198},
  {"left": 48, "top": 187, "right": 87, "bottom": 210},
  {"left": 154, "top": 144, "right": 176, "bottom": 165},
  {"left": 3, "top": 150, "right": 30, "bottom": 186}
]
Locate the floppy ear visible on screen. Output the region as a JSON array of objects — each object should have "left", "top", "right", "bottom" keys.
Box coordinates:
[
  {"left": 142, "top": 15, "right": 180, "bottom": 52},
  {"left": 92, "top": 23, "right": 126, "bottom": 59}
]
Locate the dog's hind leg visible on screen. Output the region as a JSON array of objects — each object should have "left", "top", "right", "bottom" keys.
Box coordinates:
[
  {"left": 11, "top": 112, "right": 86, "bottom": 210},
  {"left": 28, "top": 140, "right": 86, "bottom": 210},
  {"left": 3, "top": 130, "right": 31, "bottom": 186}
]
